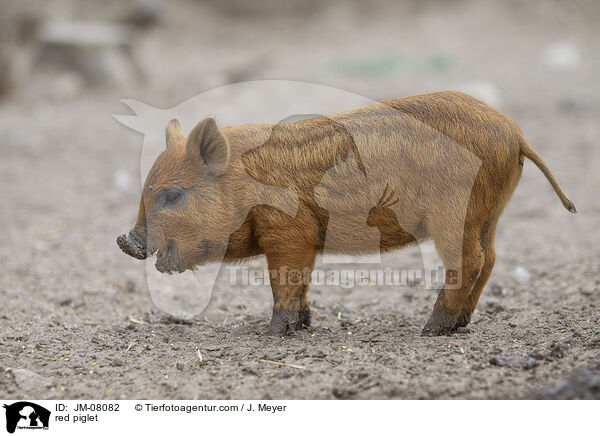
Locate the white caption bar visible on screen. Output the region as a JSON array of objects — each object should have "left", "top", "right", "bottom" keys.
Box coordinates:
[{"left": 0, "top": 400, "right": 596, "bottom": 435}]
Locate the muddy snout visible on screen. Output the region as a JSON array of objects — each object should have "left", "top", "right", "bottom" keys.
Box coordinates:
[{"left": 116, "top": 233, "right": 147, "bottom": 260}]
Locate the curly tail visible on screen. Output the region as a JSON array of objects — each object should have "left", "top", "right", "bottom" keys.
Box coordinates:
[{"left": 520, "top": 139, "right": 577, "bottom": 213}]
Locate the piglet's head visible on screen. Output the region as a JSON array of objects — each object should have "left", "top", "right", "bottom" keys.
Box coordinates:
[{"left": 117, "top": 116, "right": 233, "bottom": 273}]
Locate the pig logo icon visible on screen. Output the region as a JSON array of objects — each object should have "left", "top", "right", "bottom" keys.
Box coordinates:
[
  {"left": 114, "top": 81, "right": 483, "bottom": 323},
  {"left": 2, "top": 402, "right": 50, "bottom": 433}
]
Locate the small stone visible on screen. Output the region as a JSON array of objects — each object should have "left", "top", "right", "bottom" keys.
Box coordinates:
[
  {"left": 489, "top": 355, "right": 509, "bottom": 366},
  {"left": 508, "top": 358, "right": 521, "bottom": 367},
  {"left": 550, "top": 343, "right": 565, "bottom": 359},
  {"left": 491, "top": 284, "right": 506, "bottom": 297},
  {"left": 114, "top": 170, "right": 131, "bottom": 190},
  {"left": 523, "top": 357, "right": 540, "bottom": 369},
  {"left": 580, "top": 286, "right": 597, "bottom": 297},
  {"left": 513, "top": 266, "right": 532, "bottom": 284},
  {"left": 542, "top": 42, "right": 581, "bottom": 71}
]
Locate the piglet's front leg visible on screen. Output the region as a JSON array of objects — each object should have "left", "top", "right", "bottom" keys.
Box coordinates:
[{"left": 265, "top": 248, "right": 316, "bottom": 336}]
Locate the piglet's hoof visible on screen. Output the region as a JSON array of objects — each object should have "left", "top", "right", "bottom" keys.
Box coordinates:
[
  {"left": 267, "top": 307, "right": 310, "bottom": 336},
  {"left": 421, "top": 309, "right": 458, "bottom": 336},
  {"left": 299, "top": 306, "right": 311, "bottom": 328},
  {"left": 454, "top": 311, "right": 472, "bottom": 329}
]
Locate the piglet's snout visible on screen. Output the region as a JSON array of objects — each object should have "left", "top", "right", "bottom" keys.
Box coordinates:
[{"left": 116, "top": 233, "right": 147, "bottom": 260}]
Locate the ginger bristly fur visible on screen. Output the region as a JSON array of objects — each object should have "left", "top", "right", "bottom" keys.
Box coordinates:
[{"left": 118, "top": 91, "right": 576, "bottom": 336}]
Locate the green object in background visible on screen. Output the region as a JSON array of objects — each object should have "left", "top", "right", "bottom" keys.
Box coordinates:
[
  {"left": 330, "top": 53, "right": 454, "bottom": 77},
  {"left": 425, "top": 54, "right": 454, "bottom": 73}
]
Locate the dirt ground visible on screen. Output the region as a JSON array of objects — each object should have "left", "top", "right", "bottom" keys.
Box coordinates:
[{"left": 1, "top": 0, "right": 599, "bottom": 400}]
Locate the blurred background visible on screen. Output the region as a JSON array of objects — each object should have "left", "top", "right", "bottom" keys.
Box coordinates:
[
  {"left": 2, "top": 0, "right": 599, "bottom": 103},
  {"left": 0, "top": 0, "right": 599, "bottom": 399}
]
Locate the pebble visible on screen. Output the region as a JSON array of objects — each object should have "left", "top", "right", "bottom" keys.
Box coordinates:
[
  {"left": 491, "top": 284, "right": 506, "bottom": 297},
  {"left": 490, "top": 355, "right": 538, "bottom": 369},
  {"left": 542, "top": 42, "right": 581, "bottom": 71},
  {"left": 513, "top": 266, "right": 532, "bottom": 284},
  {"left": 550, "top": 343, "right": 565, "bottom": 359},
  {"left": 113, "top": 170, "right": 132, "bottom": 190},
  {"left": 523, "top": 357, "right": 540, "bottom": 369},
  {"left": 489, "top": 355, "right": 509, "bottom": 366},
  {"left": 58, "top": 298, "right": 73, "bottom": 306}
]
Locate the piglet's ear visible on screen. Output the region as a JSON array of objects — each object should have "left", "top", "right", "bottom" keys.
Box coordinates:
[
  {"left": 165, "top": 118, "right": 184, "bottom": 149},
  {"left": 186, "top": 117, "right": 230, "bottom": 175}
]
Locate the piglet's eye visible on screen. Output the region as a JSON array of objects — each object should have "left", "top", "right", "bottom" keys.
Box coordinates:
[{"left": 164, "top": 190, "right": 183, "bottom": 205}]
